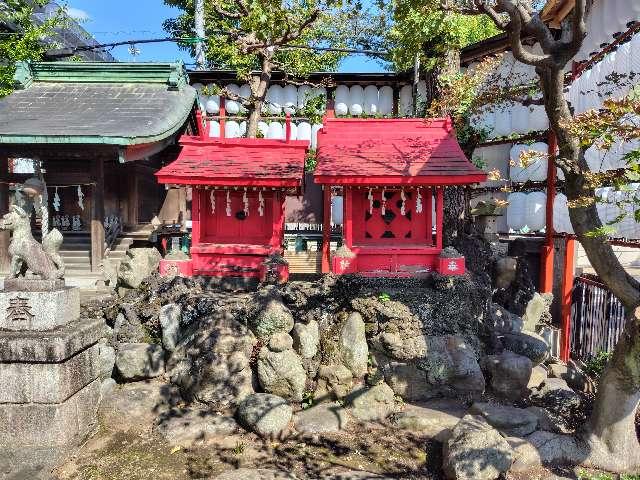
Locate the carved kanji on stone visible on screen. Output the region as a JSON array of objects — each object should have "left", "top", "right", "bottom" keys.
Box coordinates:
[{"left": 6, "top": 296, "right": 34, "bottom": 325}]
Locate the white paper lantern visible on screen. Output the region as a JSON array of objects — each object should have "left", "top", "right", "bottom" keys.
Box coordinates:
[
  {"left": 239, "top": 121, "right": 247, "bottom": 137},
  {"left": 311, "top": 124, "right": 323, "bottom": 150},
  {"left": 399, "top": 85, "right": 413, "bottom": 116},
  {"left": 553, "top": 193, "right": 574, "bottom": 234},
  {"left": 205, "top": 96, "right": 220, "bottom": 114},
  {"left": 283, "top": 85, "right": 298, "bottom": 115},
  {"left": 510, "top": 144, "right": 528, "bottom": 182},
  {"left": 267, "top": 122, "right": 284, "bottom": 139},
  {"left": 507, "top": 192, "right": 527, "bottom": 231},
  {"left": 528, "top": 105, "right": 549, "bottom": 132},
  {"left": 363, "top": 85, "right": 379, "bottom": 115},
  {"left": 209, "top": 120, "right": 220, "bottom": 137},
  {"left": 335, "top": 85, "right": 350, "bottom": 116},
  {"left": 493, "top": 106, "right": 512, "bottom": 137},
  {"left": 225, "top": 83, "right": 241, "bottom": 114},
  {"left": 527, "top": 142, "right": 549, "bottom": 182},
  {"left": 225, "top": 120, "right": 241, "bottom": 138},
  {"left": 296, "top": 122, "right": 312, "bottom": 142},
  {"left": 239, "top": 84, "right": 251, "bottom": 113},
  {"left": 331, "top": 196, "right": 344, "bottom": 225},
  {"left": 288, "top": 122, "right": 297, "bottom": 141},
  {"left": 379, "top": 86, "right": 393, "bottom": 115},
  {"left": 258, "top": 121, "right": 269, "bottom": 138},
  {"left": 297, "top": 85, "right": 311, "bottom": 109},
  {"left": 511, "top": 105, "right": 529, "bottom": 134},
  {"left": 266, "top": 85, "right": 283, "bottom": 115},
  {"left": 349, "top": 85, "right": 364, "bottom": 116},
  {"left": 526, "top": 191, "right": 547, "bottom": 231}
]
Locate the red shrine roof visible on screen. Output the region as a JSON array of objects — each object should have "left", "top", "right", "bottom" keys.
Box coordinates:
[
  {"left": 155, "top": 137, "right": 309, "bottom": 188},
  {"left": 314, "top": 118, "right": 487, "bottom": 186}
]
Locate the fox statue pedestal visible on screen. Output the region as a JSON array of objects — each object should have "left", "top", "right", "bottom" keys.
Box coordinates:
[{"left": 0, "top": 278, "right": 105, "bottom": 478}]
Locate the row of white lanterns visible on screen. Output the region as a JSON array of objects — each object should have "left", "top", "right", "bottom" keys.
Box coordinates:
[
  {"left": 194, "top": 82, "right": 429, "bottom": 118},
  {"left": 470, "top": 103, "right": 549, "bottom": 138},
  {"left": 574, "top": 0, "right": 640, "bottom": 63},
  {"left": 208, "top": 120, "right": 324, "bottom": 149},
  {"left": 568, "top": 32, "right": 640, "bottom": 114}
]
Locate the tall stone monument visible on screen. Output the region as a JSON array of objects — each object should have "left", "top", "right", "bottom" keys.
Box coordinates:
[{"left": 0, "top": 179, "right": 105, "bottom": 478}]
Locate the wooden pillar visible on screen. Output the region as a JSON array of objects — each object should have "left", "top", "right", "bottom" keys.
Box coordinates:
[
  {"left": 436, "top": 186, "right": 444, "bottom": 250},
  {"left": 91, "top": 158, "right": 105, "bottom": 273},
  {"left": 321, "top": 186, "right": 331, "bottom": 273},
  {"left": 0, "top": 155, "right": 9, "bottom": 273},
  {"left": 344, "top": 187, "right": 353, "bottom": 248},
  {"left": 191, "top": 187, "right": 201, "bottom": 247},
  {"left": 560, "top": 236, "right": 576, "bottom": 362},
  {"left": 540, "top": 131, "right": 557, "bottom": 292},
  {"left": 270, "top": 190, "right": 285, "bottom": 250}
]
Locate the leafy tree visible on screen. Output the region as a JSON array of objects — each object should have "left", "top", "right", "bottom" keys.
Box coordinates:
[
  {"left": 427, "top": 0, "right": 640, "bottom": 471},
  {"left": 164, "top": 0, "right": 357, "bottom": 137},
  {"left": 0, "top": 0, "right": 62, "bottom": 97}
]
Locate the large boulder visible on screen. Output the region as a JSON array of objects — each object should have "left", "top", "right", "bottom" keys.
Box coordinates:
[
  {"left": 522, "top": 292, "right": 553, "bottom": 331},
  {"left": 292, "top": 320, "right": 319, "bottom": 359},
  {"left": 167, "top": 314, "right": 255, "bottom": 409},
  {"left": 469, "top": 402, "right": 538, "bottom": 437},
  {"left": 443, "top": 414, "right": 514, "bottom": 480},
  {"left": 236, "top": 393, "right": 292, "bottom": 437},
  {"left": 340, "top": 312, "right": 369, "bottom": 377},
  {"left": 314, "top": 364, "right": 354, "bottom": 400},
  {"left": 485, "top": 351, "right": 532, "bottom": 400},
  {"left": 115, "top": 343, "right": 165, "bottom": 381},
  {"left": 390, "top": 399, "right": 466, "bottom": 441},
  {"left": 257, "top": 346, "right": 306, "bottom": 402},
  {"left": 500, "top": 331, "right": 549, "bottom": 365},
  {"left": 118, "top": 248, "right": 162, "bottom": 289},
  {"left": 348, "top": 383, "right": 396, "bottom": 422},
  {"left": 97, "top": 342, "right": 116, "bottom": 380},
  {"left": 532, "top": 377, "right": 582, "bottom": 414},
  {"left": 250, "top": 287, "right": 295, "bottom": 339},
  {"left": 486, "top": 303, "right": 523, "bottom": 333},
  {"left": 527, "top": 365, "right": 548, "bottom": 389},
  {"left": 294, "top": 402, "right": 350, "bottom": 434}
]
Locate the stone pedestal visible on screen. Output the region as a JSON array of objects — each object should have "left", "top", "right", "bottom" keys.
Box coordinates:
[{"left": 0, "top": 279, "right": 106, "bottom": 478}]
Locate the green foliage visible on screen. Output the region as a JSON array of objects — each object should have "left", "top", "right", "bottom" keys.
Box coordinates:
[
  {"left": 163, "top": 0, "right": 353, "bottom": 78},
  {"left": 387, "top": 0, "right": 498, "bottom": 70},
  {"left": 301, "top": 391, "right": 314, "bottom": 409},
  {"left": 232, "top": 441, "right": 246, "bottom": 455},
  {"left": 578, "top": 469, "right": 640, "bottom": 480},
  {"left": 378, "top": 292, "right": 391, "bottom": 303},
  {"left": 305, "top": 151, "right": 318, "bottom": 172},
  {"left": 584, "top": 351, "right": 613, "bottom": 379},
  {"left": 0, "top": 1, "right": 63, "bottom": 97}
]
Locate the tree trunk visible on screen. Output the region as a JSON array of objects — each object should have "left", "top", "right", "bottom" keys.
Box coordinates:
[
  {"left": 246, "top": 52, "right": 273, "bottom": 138},
  {"left": 539, "top": 65, "right": 640, "bottom": 471}
]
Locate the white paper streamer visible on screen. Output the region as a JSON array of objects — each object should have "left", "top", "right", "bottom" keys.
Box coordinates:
[
  {"left": 258, "top": 190, "right": 265, "bottom": 216},
  {"left": 381, "top": 188, "right": 386, "bottom": 216},
  {"left": 416, "top": 188, "right": 423, "bottom": 213},
  {"left": 226, "top": 190, "right": 232, "bottom": 217},
  {"left": 400, "top": 188, "right": 406, "bottom": 216},
  {"left": 210, "top": 189, "right": 215, "bottom": 214},
  {"left": 368, "top": 188, "right": 373, "bottom": 214},
  {"left": 243, "top": 188, "right": 249, "bottom": 215},
  {"left": 77, "top": 185, "right": 84, "bottom": 210},
  {"left": 53, "top": 187, "right": 60, "bottom": 212}
]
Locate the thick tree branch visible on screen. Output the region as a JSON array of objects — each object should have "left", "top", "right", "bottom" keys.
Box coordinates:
[{"left": 277, "top": 9, "right": 321, "bottom": 44}]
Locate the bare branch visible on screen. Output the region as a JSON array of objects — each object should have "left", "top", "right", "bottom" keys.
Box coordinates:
[
  {"left": 475, "top": 1, "right": 510, "bottom": 30},
  {"left": 210, "top": 3, "right": 242, "bottom": 19},
  {"left": 276, "top": 9, "right": 321, "bottom": 44}
]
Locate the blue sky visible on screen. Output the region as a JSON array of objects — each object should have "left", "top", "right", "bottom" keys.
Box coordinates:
[{"left": 66, "top": 0, "right": 387, "bottom": 72}]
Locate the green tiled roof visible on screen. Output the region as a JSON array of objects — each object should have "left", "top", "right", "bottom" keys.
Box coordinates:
[{"left": 0, "top": 61, "right": 197, "bottom": 146}]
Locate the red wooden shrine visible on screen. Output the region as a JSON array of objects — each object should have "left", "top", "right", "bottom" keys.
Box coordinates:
[
  {"left": 315, "top": 118, "right": 487, "bottom": 277},
  {"left": 155, "top": 133, "right": 308, "bottom": 281}
]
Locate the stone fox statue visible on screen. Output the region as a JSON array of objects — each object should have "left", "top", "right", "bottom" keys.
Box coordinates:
[{"left": 0, "top": 205, "right": 64, "bottom": 279}]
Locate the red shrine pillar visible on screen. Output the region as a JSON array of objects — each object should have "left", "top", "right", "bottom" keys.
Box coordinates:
[
  {"left": 321, "top": 186, "right": 331, "bottom": 273},
  {"left": 435, "top": 186, "right": 444, "bottom": 250}
]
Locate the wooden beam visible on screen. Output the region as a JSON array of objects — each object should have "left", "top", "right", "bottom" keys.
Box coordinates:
[
  {"left": 90, "top": 158, "right": 105, "bottom": 273},
  {"left": 0, "top": 155, "right": 9, "bottom": 273}
]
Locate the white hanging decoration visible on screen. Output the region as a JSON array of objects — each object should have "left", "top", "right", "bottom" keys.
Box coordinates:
[
  {"left": 367, "top": 188, "right": 373, "bottom": 214},
  {"left": 53, "top": 187, "right": 61, "bottom": 212},
  {"left": 400, "top": 188, "right": 407, "bottom": 216},
  {"left": 210, "top": 189, "right": 215, "bottom": 214},
  {"left": 258, "top": 190, "right": 265, "bottom": 216},
  {"left": 243, "top": 188, "right": 249, "bottom": 215},
  {"left": 77, "top": 185, "right": 85, "bottom": 210},
  {"left": 416, "top": 188, "right": 423, "bottom": 213},
  {"left": 226, "top": 190, "right": 232, "bottom": 217},
  {"left": 381, "top": 188, "right": 386, "bottom": 216},
  {"left": 72, "top": 214, "right": 81, "bottom": 231}
]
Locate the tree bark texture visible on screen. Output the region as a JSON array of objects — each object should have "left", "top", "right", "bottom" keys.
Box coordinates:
[{"left": 246, "top": 53, "right": 273, "bottom": 138}]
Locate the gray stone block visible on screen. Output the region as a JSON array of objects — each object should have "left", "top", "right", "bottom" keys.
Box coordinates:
[
  {"left": 3, "top": 278, "right": 65, "bottom": 292},
  {"left": 0, "top": 287, "right": 79, "bottom": 331},
  {"left": 0, "top": 317, "right": 105, "bottom": 362},
  {"left": 0, "top": 378, "right": 100, "bottom": 448},
  {"left": 0, "top": 344, "right": 101, "bottom": 404}
]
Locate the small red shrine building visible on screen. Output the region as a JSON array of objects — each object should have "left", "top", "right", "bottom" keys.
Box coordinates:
[
  {"left": 315, "top": 118, "right": 487, "bottom": 277},
  {"left": 155, "top": 133, "right": 308, "bottom": 281}
]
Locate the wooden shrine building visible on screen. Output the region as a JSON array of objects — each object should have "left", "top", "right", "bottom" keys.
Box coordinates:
[
  {"left": 315, "top": 118, "right": 487, "bottom": 277},
  {"left": 155, "top": 127, "right": 308, "bottom": 281},
  {"left": 0, "top": 61, "right": 198, "bottom": 274}
]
